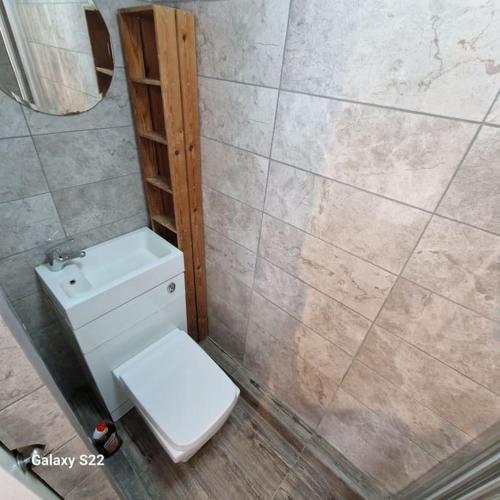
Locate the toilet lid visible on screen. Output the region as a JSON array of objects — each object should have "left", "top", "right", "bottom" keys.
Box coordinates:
[{"left": 113, "top": 329, "right": 238, "bottom": 451}]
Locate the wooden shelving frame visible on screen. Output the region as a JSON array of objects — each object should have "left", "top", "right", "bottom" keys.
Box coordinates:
[{"left": 118, "top": 5, "right": 207, "bottom": 340}]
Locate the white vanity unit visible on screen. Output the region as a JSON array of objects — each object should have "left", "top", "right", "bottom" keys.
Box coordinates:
[
  {"left": 36, "top": 228, "right": 239, "bottom": 462},
  {"left": 36, "top": 227, "right": 188, "bottom": 420}
]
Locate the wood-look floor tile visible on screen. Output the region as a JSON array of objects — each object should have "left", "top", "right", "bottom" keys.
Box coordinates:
[{"left": 276, "top": 447, "right": 362, "bottom": 500}]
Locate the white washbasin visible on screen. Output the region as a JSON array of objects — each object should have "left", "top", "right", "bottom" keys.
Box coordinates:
[{"left": 36, "top": 227, "right": 184, "bottom": 329}]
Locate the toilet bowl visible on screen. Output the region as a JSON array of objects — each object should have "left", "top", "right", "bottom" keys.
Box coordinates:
[{"left": 113, "top": 329, "right": 239, "bottom": 462}]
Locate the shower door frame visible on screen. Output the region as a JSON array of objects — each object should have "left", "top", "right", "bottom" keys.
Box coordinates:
[{"left": 399, "top": 425, "right": 500, "bottom": 499}]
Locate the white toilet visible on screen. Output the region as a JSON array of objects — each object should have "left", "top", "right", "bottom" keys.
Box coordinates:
[
  {"left": 113, "top": 329, "right": 239, "bottom": 462},
  {"left": 37, "top": 228, "right": 239, "bottom": 463}
]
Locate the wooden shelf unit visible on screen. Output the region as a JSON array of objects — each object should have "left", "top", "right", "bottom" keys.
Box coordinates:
[{"left": 118, "top": 5, "right": 207, "bottom": 340}]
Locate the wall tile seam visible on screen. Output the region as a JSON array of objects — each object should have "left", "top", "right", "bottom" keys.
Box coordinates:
[
  {"left": 0, "top": 170, "right": 141, "bottom": 212},
  {"left": 332, "top": 111, "right": 494, "bottom": 428},
  {"left": 204, "top": 223, "right": 259, "bottom": 259},
  {"left": 204, "top": 191, "right": 500, "bottom": 325},
  {"left": 14, "top": 123, "right": 132, "bottom": 140},
  {"left": 340, "top": 356, "right": 481, "bottom": 443},
  {"left": 0, "top": 123, "right": 131, "bottom": 142},
  {"left": 46, "top": 171, "right": 143, "bottom": 197},
  {"left": 29, "top": 124, "right": 133, "bottom": 139},
  {"left": 29, "top": 129, "right": 69, "bottom": 239},
  {"left": 256, "top": 254, "right": 375, "bottom": 324},
  {"left": 296, "top": 96, "right": 492, "bottom": 438},
  {"left": 249, "top": 288, "right": 354, "bottom": 361},
  {"left": 325, "top": 382, "right": 453, "bottom": 465},
  {"left": 398, "top": 276, "right": 500, "bottom": 326},
  {"left": 200, "top": 135, "right": 500, "bottom": 239},
  {"left": 197, "top": 74, "right": 500, "bottom": 128},
  {"left": 369, "top": 322, "right": 500, "bottom": 399}
]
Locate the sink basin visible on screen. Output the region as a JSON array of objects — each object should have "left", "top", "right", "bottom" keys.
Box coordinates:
[{"left": 36, "top": 227, "right": 184, "bottom": 329}]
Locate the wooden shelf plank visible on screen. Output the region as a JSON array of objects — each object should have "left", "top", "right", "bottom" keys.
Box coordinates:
[
  {"left": 96, "top": 66, "right": 113, "bottom": 76},
  {"left": 146, "top": 176, "right": 172, "bottom": 193},
  {"left": 152, "top": 214, "right": 176, "bottom": 233},
  {"left": 131, "top": 77, "right": 161, "bottom": 86},
  {"left": 138, "top": 130, "right": 168, "bottom": 145}
]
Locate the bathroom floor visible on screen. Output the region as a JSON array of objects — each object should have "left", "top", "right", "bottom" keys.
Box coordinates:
[{"left": 71, "top": 339, "right": 363, "bottom": 500}]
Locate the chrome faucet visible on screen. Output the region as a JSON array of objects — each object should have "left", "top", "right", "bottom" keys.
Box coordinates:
[{"left": 46, "top": 247, "right": 86, "bottom": 272}]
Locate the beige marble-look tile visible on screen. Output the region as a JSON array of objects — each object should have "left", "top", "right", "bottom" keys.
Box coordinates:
[
  {"left": 254, "top": 258, "right": 370, "bottom": 355},
  {"left": 377, "top": 279, "right": 500, "bottom": 393},
  {"left": 318, "top": 388, "right": 437, "bottom": 494},
  {"left": 205, "top": 226, "right": 256, "bottom": 288},
  {"left": 206, "top": 259, "right": 253, "bottom": 319},
  {"left": 199, "top": 77, "right": 278, "bottom": 156},
  {"left": 259, "top": 215, "right": 396, "bottom": 319},
  {"left": 403, "top": 216, "right": 500, "bottom": 321},
  {"left": 208, "top": 315, "right": 247, "bottom": 363},
  {"left": 265, "top": 161, "right": 430, "bottom": 273},
  {"left": 250, "top": 292, "right": 352, "bottom": 385},
  {"left": 486, "top": 96, "right": 500, "bottom": 125},
  {"left": 203, "top": 187, "right": 262, "bottom": 252},
  {"left": 201, "top": 137, "right": 269, "bottom": 209},
  {"left": 66, "top": 467, "right": 119, "bottom": 500},
  {"left": 272, "top": 92, "right": 477, "bottom": 210},
  {"left": 357, "top": 325, "right": 500, "bottom": 437},
  {"left": 438, "top": 126, "right": 500, "bottom": 234},
  {"left": 245, "top": 321, "right": 336, "bottom": 428},
  {"left": 0, "top": 386, "right": 75, "bottom": 452},
  {"left": 188, "top": 0, "right": 289, "bottom": 87},
  {"left": 34, "top": 436, "right": 94, "bottom": 497},
  {"left": 0, "top": 316, "right": 42, "bottom": 411},
  {"left": 342, "top": 361, "right": 469, "bottom": 461},
  {"left": 282, "top": 0, "right": 500, "bottom": 120}
]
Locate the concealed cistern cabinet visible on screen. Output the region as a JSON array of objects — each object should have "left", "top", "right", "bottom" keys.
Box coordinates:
[{"left": 36, "top": 228, "right": 187, "bottom": 420}]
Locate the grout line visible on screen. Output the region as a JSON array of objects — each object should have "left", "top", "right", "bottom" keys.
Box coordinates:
[
  {"left": 204, "top": 189, "right": 500, "bottom": 326},
  {"left": 0, "top": 133, "right": 32, "bottom": 141},
  {"left": 351, "top": 354, "right": 477, "bottom": 441},
  {"left": 200, "top": 134, "right": 273, "bottom": 160},
  {"left": 399, "top": 275, "right": 500, "bottom": 325},
  {"left": 372, "top": 322, "right": 500, "bottom": 399},
  {"left": 204, "top": 223, "right": 258, "bottom": 257},
  {"left": 27, "top": 124, "right": 132, "bottom": 138},
  {"left": 250, "top": 0, "right": 293, "bottom": 290},
  {"left": 197, "top": 74, "right": 500, "bottom": 127},
  {"left": 199, "top": 73, "right": 278, "bottom": 92},
  {"left": 49, "top": 171, "right": 141, "bottom": 194},
  {"left": 200, "top": 134, "right": 500, "bottom": 238},
  {"left": 336, "top": 117, "right": 485, "bottom": 391},
  {"left": 333, "top": 91, "right": 500, "bottom": 429},
  {"left": 256, "top": 254, "right": 374, "bottom": 323},
  {"left": 250, "top": 285, "right": 355, "bottom": 362},
  {"left": 29, "top": 134, "right": 68, "bottom": 240}
]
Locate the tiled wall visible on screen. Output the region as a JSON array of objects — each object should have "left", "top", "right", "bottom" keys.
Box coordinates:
[
  {"left": 181, "top": 0, "right": 500, "bottom": 494},
  {"left": 0, "top": 292, "right": 119, "bottom": 498},
  {"left": 0, "top": 0, "right": 148, "bottom": 397}
]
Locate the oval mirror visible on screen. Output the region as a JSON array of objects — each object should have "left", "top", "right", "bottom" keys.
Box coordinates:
[{"left": 0, "top": 0, "right": 113, "bottom": 115}]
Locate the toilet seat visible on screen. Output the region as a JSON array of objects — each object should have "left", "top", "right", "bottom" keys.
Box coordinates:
[{"left": 113, "top": 329, "right": 239, "bottom": 462}]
